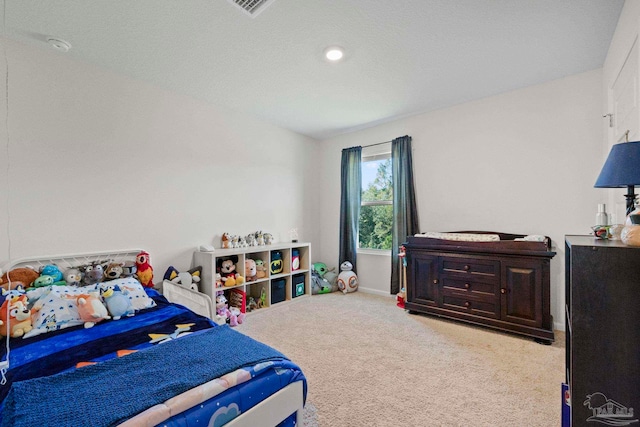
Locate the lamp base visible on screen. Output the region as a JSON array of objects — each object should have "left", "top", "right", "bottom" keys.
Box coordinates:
[{"left": 625, "top": 185, "right": 637, "bottom": 215}]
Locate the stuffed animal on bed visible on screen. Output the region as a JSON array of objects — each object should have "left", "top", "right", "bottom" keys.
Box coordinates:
[
  {"left": 77, "top": 292, "right": 110, "bottom": 328},
  {"left": 0, "top": 267, "right": 39, "bottom": 291},
  {"left": 64, "top": 268, "right": 83, "bottom": 287},
  {"left": 135, "top": 251, "right": 154, "bottom": 288},
  {"left": 0, "top": 294, "right": 33, "bottom": 338},
  {"left": 81, "top": 263, "right": 104, "bottom": 286},
  {"left": 103, "top": 262, "right": 125, "bottom": 281},
  {"left": 100, "top": 285, "right": 134, "bottom": 320}
]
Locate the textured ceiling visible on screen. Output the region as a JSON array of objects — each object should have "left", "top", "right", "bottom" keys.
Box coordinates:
[{"left": 2, "top": 0, "right": 625, "bottom": 140}]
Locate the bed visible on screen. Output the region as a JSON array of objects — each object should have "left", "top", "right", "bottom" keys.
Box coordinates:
[{"left": 0, "top": 250, "right": 306, "bottom": 427}]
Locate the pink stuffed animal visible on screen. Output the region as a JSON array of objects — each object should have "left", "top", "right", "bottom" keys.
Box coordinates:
[
  {"left": 215, "top": 293, "right": 245, "bottom": 327},
  {"left": 77, "top": 292, "right": 110, "bottom": 328}
]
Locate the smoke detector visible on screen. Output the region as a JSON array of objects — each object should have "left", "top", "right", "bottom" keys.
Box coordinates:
[
  {"left": 47, "top": 38, "right": 71, "bottom": 52},
  {"left": 228, "top": 0, "right": 276, "bottom": 18}
]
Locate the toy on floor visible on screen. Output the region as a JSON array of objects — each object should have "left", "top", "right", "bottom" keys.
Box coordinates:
[
  {"left": 215, "top": 292, "right": 245, "bottom": 327},
  {"left": 337, "top": 261, "right": 358, "bottom": 294},
  {"left": 311, "top": 262, "right": 339, "bottom": 294},
  {"left": 135, "top": 251, "right": 154, "bottom": 288}
]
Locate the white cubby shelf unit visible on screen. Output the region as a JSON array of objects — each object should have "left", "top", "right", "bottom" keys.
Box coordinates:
[{"left": 193, "top": 242, "right": 311, "bottom": 312}]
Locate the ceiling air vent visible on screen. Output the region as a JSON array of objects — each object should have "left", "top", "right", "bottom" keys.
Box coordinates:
[{"left": 228, "top": 0, "right": 276, "bottom": 18}]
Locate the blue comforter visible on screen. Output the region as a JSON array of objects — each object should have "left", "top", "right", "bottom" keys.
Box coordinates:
[{"left": 0, "top": 291, "right": 294, "bottom": 427}]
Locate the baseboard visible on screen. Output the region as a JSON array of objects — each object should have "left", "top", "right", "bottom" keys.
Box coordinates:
[
  {"left": 356, "top": 287, "right": 394, "bottom": 298},
  {"left": 553, "top": 319, "right": 566, "bottom": 332}
]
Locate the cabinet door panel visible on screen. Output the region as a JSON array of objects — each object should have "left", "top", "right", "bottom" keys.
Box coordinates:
[
  {"left": 407, "top": 253, "right": 439, "bottom": 306},
  {"left": 501, "top": 260, "right": 542, "bottom": 327}
]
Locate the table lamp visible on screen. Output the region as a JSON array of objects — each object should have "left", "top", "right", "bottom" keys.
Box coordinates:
[{"left": 594, "top": 140, "right": 640, "bottom": 215}]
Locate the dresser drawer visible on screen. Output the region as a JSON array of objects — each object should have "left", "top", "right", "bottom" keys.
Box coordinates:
[
  {"left": 442, "top": 294, "right": 500, "bottom": 319},
  {"left": 440, "top": 258, "right": 499, "bottom": 282},
  {"left": 441, "top": 277, "right": 499, "bottom": 301}
]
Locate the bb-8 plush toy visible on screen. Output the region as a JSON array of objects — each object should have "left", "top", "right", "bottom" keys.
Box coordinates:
[{"left": 337, "top": 261, "right": 358, "bottom": 294}]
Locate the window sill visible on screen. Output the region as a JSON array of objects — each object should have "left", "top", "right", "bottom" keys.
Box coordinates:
[{"left": 357, "top": 248, "right": 392, "bottom": 256}]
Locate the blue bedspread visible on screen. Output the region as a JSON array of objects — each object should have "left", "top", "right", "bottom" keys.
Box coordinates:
[
  {"left": 3, "top": 325, "right": 289, "bottom": 427},
  {"left": 0, "top": 290, "right": 304, "bottom": 427}
]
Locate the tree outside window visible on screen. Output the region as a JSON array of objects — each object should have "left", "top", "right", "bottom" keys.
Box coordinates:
[{"left": 359, "top": 154, "right": 392, "bottom": 250}]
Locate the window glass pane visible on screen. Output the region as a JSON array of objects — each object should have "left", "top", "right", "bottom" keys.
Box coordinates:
[
  {"left": 361, "top": 157, "right": 392, "bottom": 202},
  {"left": 359, "top": 204, "right": 393, "bottom": 250}
]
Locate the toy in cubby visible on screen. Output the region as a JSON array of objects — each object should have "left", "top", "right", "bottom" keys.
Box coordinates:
[
  {"left": 214, "top": 291, "right": 245, "bottom": 327},
  {"left": 216, "top": 256, "right": 245, "bottom": 287}
]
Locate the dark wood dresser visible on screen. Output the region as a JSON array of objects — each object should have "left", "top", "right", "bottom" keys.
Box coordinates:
[
  {"left": 404, "top": 232, "right": 555, "bottom": 343},
  {"left": 565, "top": 235, "right": 640, "bottom": 427}
]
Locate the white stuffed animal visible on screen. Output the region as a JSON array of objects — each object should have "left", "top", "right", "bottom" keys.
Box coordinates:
[{"left": 337, "top": 261, "right": 358, "bottom": 294}]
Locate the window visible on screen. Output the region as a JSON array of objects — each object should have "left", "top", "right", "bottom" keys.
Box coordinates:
[{"left": 359, "top": 151, "right": 392, "bottom": 250}]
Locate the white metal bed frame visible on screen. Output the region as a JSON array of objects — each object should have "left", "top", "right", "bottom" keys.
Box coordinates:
[{"left": 2, "top": 249, "right": 305, "bottom": 427}]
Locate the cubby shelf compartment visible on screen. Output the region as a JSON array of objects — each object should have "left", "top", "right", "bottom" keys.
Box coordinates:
[{"left": 193, "top": 242, "right": 311, "bottom": 312}]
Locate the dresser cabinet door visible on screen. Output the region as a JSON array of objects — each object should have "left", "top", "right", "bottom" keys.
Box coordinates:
[
  {"left": 407, "top": 252, "right": 439, "bottom": 306},
  {"left": 501, "top": 259, "right": 542, "bottom": 327}
]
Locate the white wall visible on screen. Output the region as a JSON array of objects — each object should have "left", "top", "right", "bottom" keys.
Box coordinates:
[
  {"left": 318, "top": 69, "right": 605, "bottom": 330},
  {"left": 602, "top": 0, "right": 640, "bottom": 222},
  {"left": 0, "top": 39, "right": 320, "bottom": 278}
]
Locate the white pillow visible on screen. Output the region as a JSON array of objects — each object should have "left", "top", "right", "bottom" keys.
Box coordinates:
[{"left": 95, "top": 277, "right": 156, "bottom": 311}]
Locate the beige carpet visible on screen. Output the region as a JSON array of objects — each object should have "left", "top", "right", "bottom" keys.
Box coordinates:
[{"left": 236, "top": 292, "right": 565, "bottom": 427}]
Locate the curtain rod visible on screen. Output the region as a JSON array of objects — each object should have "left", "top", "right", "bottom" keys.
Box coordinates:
[{"left": 361, "top": 140, "right": 392, "bottom": 148}]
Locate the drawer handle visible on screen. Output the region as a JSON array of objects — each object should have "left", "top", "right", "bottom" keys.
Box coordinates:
[
  {"left": 464, "top": 283, "right": 470, "bottom": 289},
  {"left": 501, "top": 288, "right": 506, "bottom": 294},
  {"left": 464, "top": 301, "right": 471, "bottom": 308},
  {"left": 433, "top": 279, "right": 439, "bottom": 284},
  {"left": 464, "top": 265, "right": 470, "bottom": 271}
]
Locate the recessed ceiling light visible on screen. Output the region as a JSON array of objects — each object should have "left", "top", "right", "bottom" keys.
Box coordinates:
[
  {"left": 324, "top": 46, "right": 344, "bottom": 62},
  {"left": 47, "top": 38, "right": 71, "bottom": 52}
]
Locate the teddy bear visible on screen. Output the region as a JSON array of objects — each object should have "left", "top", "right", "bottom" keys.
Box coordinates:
[
  {"left": 0, "top": 267, "right": 39, "bottom": 291},
  {"left": 103, "top": 262, "right": 125, "bottom": 281},
  {"left": 216, "top": 256, "right": 245, "bottom": 287},
  {"left": 0, "top": 294, "right": 33, "bottom": 338},
  {"left": 245, "top": 259, "right": 257, "bottom": 282},
  {"left": 215, "top": 292, "right": 245, "bottom": 327}
]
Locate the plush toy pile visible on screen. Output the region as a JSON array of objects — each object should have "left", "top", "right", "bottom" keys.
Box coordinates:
[{"left": 0, "top": 252, "right": 157, "bottom": 339}]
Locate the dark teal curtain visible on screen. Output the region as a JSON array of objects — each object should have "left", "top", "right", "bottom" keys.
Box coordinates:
[
  {"left": 391, "top": 135, "right": 420, "bottom": 294},
  {"left": 339, "top": 146, "right": 362, "bottom": 273}
]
